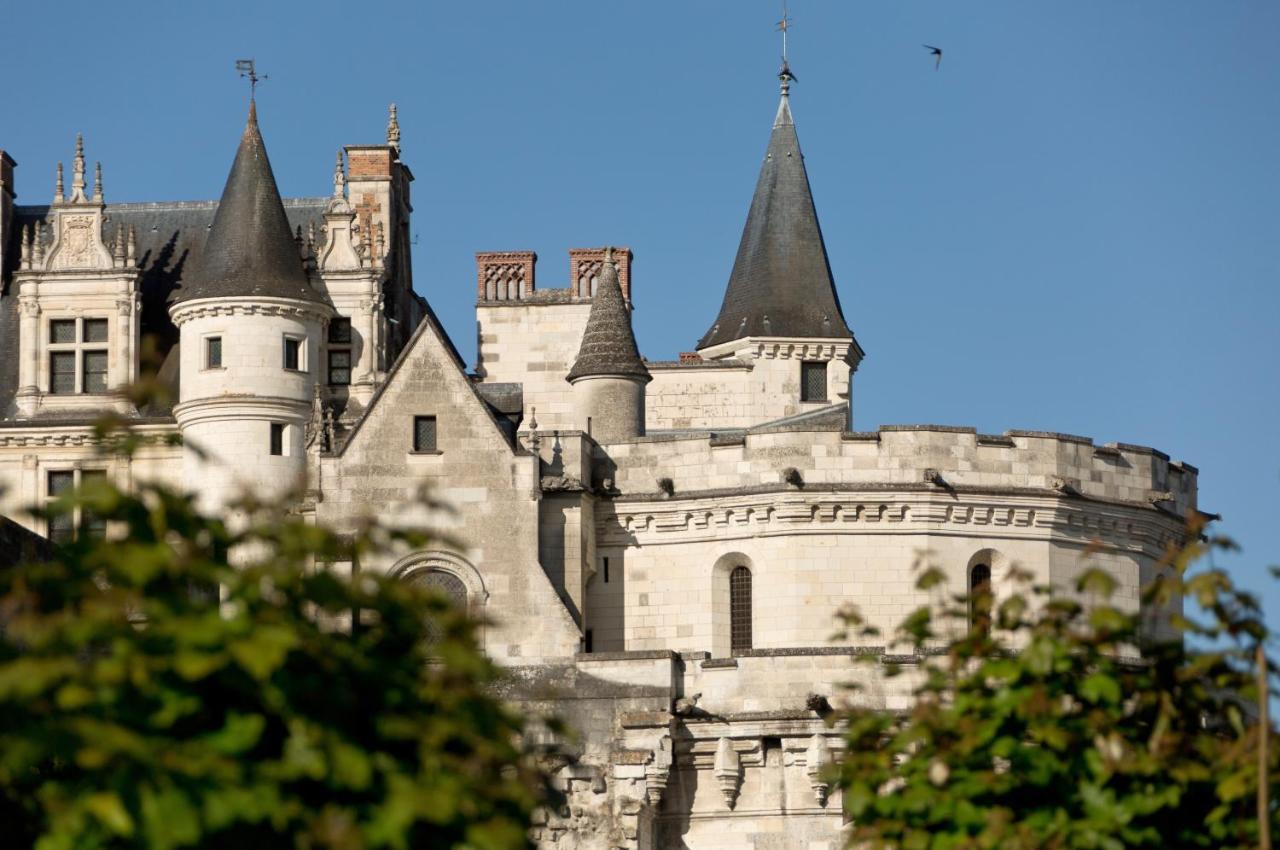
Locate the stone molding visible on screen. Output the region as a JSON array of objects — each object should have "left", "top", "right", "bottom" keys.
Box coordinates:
[
  {"left": 170, "top": 297, "right": 334, "bottom": 327},
  {"left": 598, "top": 491, "right": 1186, "bottom": 554}
]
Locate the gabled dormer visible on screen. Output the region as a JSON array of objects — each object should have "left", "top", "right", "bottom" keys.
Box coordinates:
[{"left": 12, "top": 136, "right": 140, "bottom": 418}]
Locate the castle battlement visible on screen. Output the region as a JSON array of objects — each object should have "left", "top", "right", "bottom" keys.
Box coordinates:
[{"left": 598, "top": 422, "right": 1196, "bottom": 518}]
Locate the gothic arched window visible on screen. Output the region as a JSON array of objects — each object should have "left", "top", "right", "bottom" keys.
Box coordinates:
[
  {"left": 409, "top": 568, "right": 468, "bottom": 645},
  {"left": 970, "top": 563, "right": 992, "bottom": 637},
  {"left": 730, "top": 565, "right": 753, "bottom": 654}
]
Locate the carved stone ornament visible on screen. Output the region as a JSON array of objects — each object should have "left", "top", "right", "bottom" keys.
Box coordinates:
[
  {"left": 806, "top": 733, "right": 831, "bottom": 806},
  {"left": 713, "top": 737, "right": 741, "bottom": 810},
  {"left": 644, "top": 736, "right": 672, "bottom": 807}
]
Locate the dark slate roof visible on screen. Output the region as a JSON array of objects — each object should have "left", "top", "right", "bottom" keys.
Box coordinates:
[
  {"left": 0, "top": 515, "right": 54, "bottom": 568},
  {"left": 0, "top": 197, "right": 327, "bottom": 420},
  {"left": 697, "top": 88, "right": 854, "bottom": 350},
  {"left": 566, "top": 252, "right": 651, "bottom": 383},
  {"left": 173, "top": 101, "right": 322, "bottom": 305}
]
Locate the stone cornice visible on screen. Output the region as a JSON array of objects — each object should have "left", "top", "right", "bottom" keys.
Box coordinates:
[
  {"left": 170, "top": 297, "right": 334, "bottom": 326},
  {"left": 596, "top": 489, "right": 1188, "bottom": 556}
]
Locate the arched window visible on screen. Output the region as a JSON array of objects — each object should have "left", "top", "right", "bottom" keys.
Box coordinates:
[
  {"left": 408, "top": 568, "right": 468, "bottom": 645},
  {"left": 970, "top": 563, "right": 992, "bottom": 637},
  {"left": 730, "top": 566, "right": 753, "bottom": 654}
]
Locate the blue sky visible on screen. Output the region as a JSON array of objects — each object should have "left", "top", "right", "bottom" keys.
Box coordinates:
[{"left": 5, "top": 1, "right": 1278, "bottom": 617}]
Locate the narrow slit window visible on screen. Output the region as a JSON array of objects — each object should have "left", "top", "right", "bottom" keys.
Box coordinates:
[
  {"left": 46, "top": 470, "right": 76, "bottom": 544},
  {"left": 413, "top": 416, "right": 438, "bottom": 453},
  {"left": 283, "top": 337, "right": 302, "bottom": 371},
  {"left": 730, "top": 566, "right": 753, "bottom": 654},
  {"left": 79, "top": 470, "right": 108, "bottom": 541},
  {"left": 270, "top": 423, "right": 285, "bottom": 456},
  {"left": 801, "top": 361, "right": 828, "bottom": 402},
  {"left": 206, "top": 336, "right": 222, "bottom": 369},
  {"left": 970, "top": 563, "right": 992, "bottom": 637},
  {"left": 603, "top": 556, "right": 610, "bottom": 584}
]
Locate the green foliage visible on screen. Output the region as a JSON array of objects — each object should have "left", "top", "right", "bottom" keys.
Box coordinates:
[
  {"left": 834, "top": 522, "right": 1278, "bottom": 850},
  {"left": 0, "top": 471, "right": 551, "bottom": 849}
]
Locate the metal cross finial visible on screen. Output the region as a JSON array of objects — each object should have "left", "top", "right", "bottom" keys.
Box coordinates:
[{"left": 235, "top": 59, "right": 268, "bottom": 99}]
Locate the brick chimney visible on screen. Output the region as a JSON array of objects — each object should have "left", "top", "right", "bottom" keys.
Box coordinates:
[
  {"left": 569, "top": 247, "right": 632, "bottom": 304},
  {"left": 476, "top": 251, "right": 537, "bottom": 301}
]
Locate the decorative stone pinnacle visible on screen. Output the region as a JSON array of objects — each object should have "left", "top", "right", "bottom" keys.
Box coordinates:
[
  {"left": 54, "top": 162, "right": 64, "bottom": 203},
  {"left": 127, "top": 225, "right": 137, "bottom": 265},
  {"left": 93, "top": 161, "right": 103, "bottom": 202},
  {"left": 113, "top": 223, "right": 127, "bottom": 262},
  {"left": 71, "top": 134, "right": 87, "bottom": 200},
  {"left": 20, "top": 225, "right": 31, "bottom": 268},
  {"left": 386, "top": 103, "right": 400, "bottom": 152},
  {"left": 332, "top": 150, "right": 346, "bottom": 198}
]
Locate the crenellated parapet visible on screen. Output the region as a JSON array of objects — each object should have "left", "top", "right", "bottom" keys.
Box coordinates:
[{"left": 600, "top": 423, "right": 1197, "bottom": 520}]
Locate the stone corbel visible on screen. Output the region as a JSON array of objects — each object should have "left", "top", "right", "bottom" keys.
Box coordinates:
[
  {"left": 644, "top": 736, "right": 672, "bottom": 807},
  {"left": 713, "top": 737, "right": 741, "bottom": 810},
  {"left": 806, "top": 733, "right": 831, "bottom": 806}
]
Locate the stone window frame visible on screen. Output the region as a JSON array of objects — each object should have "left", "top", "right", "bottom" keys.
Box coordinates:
[
  {"left": 203, "top": 333, "right": 225, "bottom": 371},
  {"left": 411, "top": 415, "right": 440, "bottom": 455},
  {"left": 327, "top": 317, "right": 353, "bottom": 386},
  {"left": 966, "top": 548, "right": 1003, "bottom": 638},
  {"left": 711, "top": 551, "right": 756, "bottom": 658},
  {"left": 391, "top": 552, "right": 489, "bottom": 648},
  {"left": 45, "top": 466, "right": 109, "bottom": 543},
  {"left": 800, "top": 360, "right": 829, "bottom": 403},
  {"left": 46, "top": 315, "right": 110, "bottom": 395},
  {"left": 282, "top": 333, "right": 307, "bottom": 373},
  {"left": 269, "top": 422, "right": 288, "bottom": 457}
]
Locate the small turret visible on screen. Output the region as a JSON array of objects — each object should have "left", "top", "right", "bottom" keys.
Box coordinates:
[
  {"left": 170, "top": 99, "right": 332, "bottom": 511},
  {"left": 566, "top": 247, "right": 650, "bottom": 442}
]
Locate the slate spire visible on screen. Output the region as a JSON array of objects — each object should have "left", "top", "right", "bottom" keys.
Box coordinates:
[
  {"left": 566, "top": 248, "right": 651, "bottom": 383},
  {"left": 175, "top": 100, "right": 320, "bottom": 304},
  {"left": 697, "top": 67, "right": 852, "bottom": 350}
]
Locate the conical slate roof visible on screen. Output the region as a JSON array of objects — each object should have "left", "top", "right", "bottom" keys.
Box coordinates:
[
  {"left": 566, "top": 250, "right": 651, "bottom": 383},
  {"left": 174, "top": 101, "right": 320, "bottom": 304},
  {"left": 697, "top": 79, "right": 851, "bottom": 349}
]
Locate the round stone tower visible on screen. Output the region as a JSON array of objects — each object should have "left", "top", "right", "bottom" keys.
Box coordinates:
[
  {"left": 565, "top": 247, "right": 650, "bottom": 442},
  {"left": 170, "top": 101, "right": 332, "bottom": 511}
]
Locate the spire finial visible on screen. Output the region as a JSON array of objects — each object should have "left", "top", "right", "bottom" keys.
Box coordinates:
[
  {"left": 332, "top": 150, "right": 346, "bottom": 198},
  {"left": 236, "top": 58, "right": 267, "bottom": 101},
  {"left": 386, "top": 103, "right": 400, "bottom": 153},
  {"left": 603, "top": 245, "right": 615, "bottom": 265},
  {"left": 70, "top": 134, "right": 87, "bottom": 201},
  {"left": 54, "top": 161, "right": 64, "bottom": 203},
  {"left": 93, "top": 161, "right": 103, "bottom": 202},
  {"left": 776, "top": 3, "right": 796, "bottom": 96}
]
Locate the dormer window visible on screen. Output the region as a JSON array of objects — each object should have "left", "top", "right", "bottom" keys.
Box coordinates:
[{"left": 47, "top": 317, "right": 109, "bottom": 395}]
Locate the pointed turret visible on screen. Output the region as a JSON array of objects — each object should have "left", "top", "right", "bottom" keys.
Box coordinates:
[
  {"left": 566, "top": 248, "right": 649, "bottom": 442},
  {"left": 567, "top": 248, "right": 650, "bottom": 383},
  {"left": 697, "top": 67, "right": 852, "bottom": 350},
  {"left": 175, "top": 100, "right": 320, "bottom": 304}
]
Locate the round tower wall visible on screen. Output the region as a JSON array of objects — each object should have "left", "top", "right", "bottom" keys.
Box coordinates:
[
  {"left": 573, "top": 375, "right": 646, "bottom": 443},
  {"left": 171, "top": 298, "right": 329, "bottom": 510}
]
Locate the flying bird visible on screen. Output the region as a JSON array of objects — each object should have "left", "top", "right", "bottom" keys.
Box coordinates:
[{"left": 923, "top": 44, "right": 943, "bottom": 70}]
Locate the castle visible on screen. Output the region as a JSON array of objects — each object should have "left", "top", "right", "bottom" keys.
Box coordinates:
[{"left": 0, "top": 66, "right": 1202, "bottom": 849}]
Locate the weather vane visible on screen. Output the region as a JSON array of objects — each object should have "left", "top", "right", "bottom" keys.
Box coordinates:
[
  {"left": 235, "top": 59, "right": 268, "bottom": 98},
  {"left": 777, "top": 2, "right": 792, "bottom": 65}
]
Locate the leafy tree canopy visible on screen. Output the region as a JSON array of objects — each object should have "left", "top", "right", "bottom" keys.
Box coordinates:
[
  {"left": 0, "top": 465, "right": 551, "bottom": 850},
  {"left": 835, "top": 525, "right": 1277, "bottom": 850}
]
